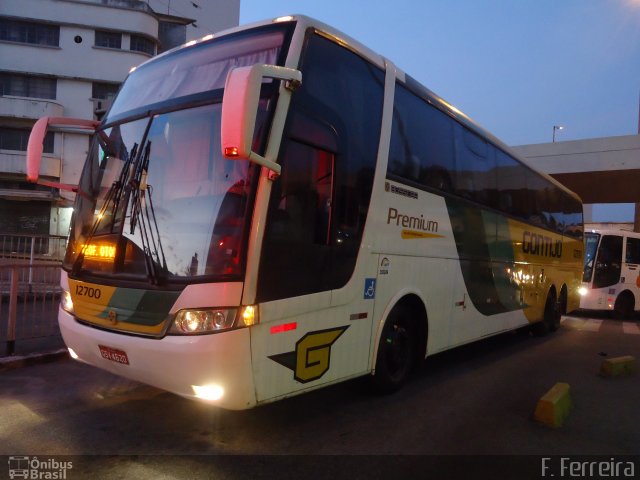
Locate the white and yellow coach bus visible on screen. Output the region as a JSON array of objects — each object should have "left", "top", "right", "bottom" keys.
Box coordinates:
[{"left": 26, "top": 15, "right": 583, "bottom": 409}]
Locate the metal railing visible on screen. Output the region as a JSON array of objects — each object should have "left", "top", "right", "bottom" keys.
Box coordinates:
[
  {"left": 0, "top": 234, "right": 67, "bottom": 263},
  {"left": 1, "top": 261, "right": 63, "bottom": 356}
]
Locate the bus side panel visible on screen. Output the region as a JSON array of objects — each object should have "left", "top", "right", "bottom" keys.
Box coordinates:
[
  {"left": 507, "top": 219, "right": 583, "bottom": 322},
  {"left": 372, "top": 255, "right": 456, "bottom": 356},
  {"left": 251, "top": 288, "right": 375, "bottom": 405}
]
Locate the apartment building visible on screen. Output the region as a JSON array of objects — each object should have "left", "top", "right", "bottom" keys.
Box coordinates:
[{"left": 0, "top": 0, "right": 239, "bottom": 238}]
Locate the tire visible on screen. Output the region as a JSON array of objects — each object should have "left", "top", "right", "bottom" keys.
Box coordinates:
[
  {"left": 532, "top": 292, "right": 559, "bottom": 336},
  {"left": 371, "top": 307, "right": 414, "bottom": 393},
  {"left": 614, "top": 293, "right": 634, "bottom": 320},
  {"left": 559, "top": 287, "right": 568, "bottom": 316}
]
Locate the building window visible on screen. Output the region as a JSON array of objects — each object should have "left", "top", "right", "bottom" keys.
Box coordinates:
[
  {"left": 0, "top": 199, "right": 51, "bottom": 237},
  {"left": 92, "top": 82, "right": 120, "bottom": 100},
  {"left": 0, "top": 18, "right": 59, "bottom": 46},
  {"left": 130, "top": 34, "right": 155, "bottom": 55},
  {"left": 0, "top": 73, "right": 57, "bottom": 99},
  {"left": 95, "top": 30, "right": 122, "bottom": 49},
  {"left": 0, "top": 127, "right": 54, "bottom": 153},
  {"left": 158, "top": 21, "right": 186, "bottom": 53}
]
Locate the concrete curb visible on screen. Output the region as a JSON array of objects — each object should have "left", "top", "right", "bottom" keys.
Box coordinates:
[
  {"left": 600, "top": 355, "right": 636, "bottom": 377},
  {"left": 0, "top": 348, "right": 69, "bottom": 372},
  {"left": 534, "top": 382, "right": 572, "bottom": 428}
]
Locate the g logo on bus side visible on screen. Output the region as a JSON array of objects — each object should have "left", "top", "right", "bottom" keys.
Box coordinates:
[{"left": 269, "top": 326, "right": 349, "bottom": 383}]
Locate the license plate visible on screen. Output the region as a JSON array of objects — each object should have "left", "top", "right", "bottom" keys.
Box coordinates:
[{"left": 98, "top": 345, "right": 130, "bottom": 365}]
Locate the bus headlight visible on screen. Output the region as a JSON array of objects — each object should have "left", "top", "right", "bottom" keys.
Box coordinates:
[
  {"left": 169, "top": 305, "right": 259, "bottom": 334},
  {"left": 170, "top": 309, "right": 237, "bottom": 334},
  {"left": 61, "top": 289, "right": 74, "bottom": 314},
  {"left": 578, "top": 287, "right": 589, "bottom": 296}
]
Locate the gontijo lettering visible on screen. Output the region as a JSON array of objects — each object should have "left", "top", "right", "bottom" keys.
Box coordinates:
[
  {"left": 387, "top": 207, "right": 438, "bottom": 233},
  {"left": 523, "top": 231, "right": 562, "bottom": 258}
]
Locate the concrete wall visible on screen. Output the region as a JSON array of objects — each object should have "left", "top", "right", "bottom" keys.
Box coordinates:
[
  {"left": 1, "top": 0, "right": 159, "bottom": 38},
  {"left": 512, "top": 135, "right": 640, "bottom": 174},
  {"left": 513, "top": 135, "right": 640, "bottom": 226}
]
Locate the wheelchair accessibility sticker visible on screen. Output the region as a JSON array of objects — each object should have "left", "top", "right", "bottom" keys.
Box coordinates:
[{"left": 364, "top": 278, "right": 376, "bottom": 299}]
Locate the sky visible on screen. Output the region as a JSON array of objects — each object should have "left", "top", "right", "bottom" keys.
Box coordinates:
[{"left": 240, "top": 0, "right": 640, "bottom": 147}]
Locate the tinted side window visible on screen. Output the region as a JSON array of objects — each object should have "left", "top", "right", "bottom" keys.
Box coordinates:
[
  {"left": 563, "top": 192, "right": 583, "bottom": 239},
  {"left": 387, "top": 84, "right": 582, "bottom": 239},
  {"left": 626, "top": 237, "right": 640, "bottom": 264},
  {"left": 257, "top": 34, "right": 384, "bottom": 302},
  {"left": 525, "top": 171, "right": 550, "bottom": 229},
  {"left": 258, "top": 138, "right": 335, "bottom": 300},
  {"left": 495, "top": 149, "right": 529, "bottom": 219},
  {"left": 454, "top": 127, "right": 496, "bottom": 207},
  {"left": 546, "top": 187, "right": 565, "bottom": 234},
  {"left": 388, "top": 84, "right": 455, "bottom": 192}
]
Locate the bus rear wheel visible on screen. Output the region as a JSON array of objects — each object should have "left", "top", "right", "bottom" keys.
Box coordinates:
[{"left": 371, "top": 306, "right": 414, "bottom": 393}]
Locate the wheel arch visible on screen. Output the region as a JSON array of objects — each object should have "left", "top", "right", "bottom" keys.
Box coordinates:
[
  {"left": 618, "top": 288, "right": 635, "bottom": 302},
  {"left": 371, "top": 290, "right": 428, "bottom": 373},
  {"left": 616, "top": 289, "right": 636, "bottom": 311}
]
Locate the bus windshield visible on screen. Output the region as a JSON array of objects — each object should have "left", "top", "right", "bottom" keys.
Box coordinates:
[
  {"left": 63, "top": 25, "right": 292, "bottom": 284},
  {"left": 583, "top": 232, "right": 600, "bottom": 282},
  {"left": 64, "top": 103, "right": 257, "bottom": 283},
  {"left": 106, "top": 25, "right": 289, "bottom": 122},
  {"left": 592, "top": 234, "right": 623, "bottom": 289}
]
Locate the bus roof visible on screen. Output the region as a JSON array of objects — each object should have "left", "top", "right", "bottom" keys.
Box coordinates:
[
  {"left": 586, "top": 228, "right": 640, "bottom": 237},
  {"left": 136, "top": 14, "right": 582, "bottom": 204}
]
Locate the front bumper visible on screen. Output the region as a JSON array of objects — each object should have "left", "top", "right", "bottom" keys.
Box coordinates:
[{"left": 59, "top": 308, "right": 257, "bottom": 410}]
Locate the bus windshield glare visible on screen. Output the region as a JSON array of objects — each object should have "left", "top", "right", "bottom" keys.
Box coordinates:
[
  {"left": 63, "top": 25, "right": 291, "bottom": 283},
  {"left": 582, "top": 232, "right": 600, "bottom": 282}
]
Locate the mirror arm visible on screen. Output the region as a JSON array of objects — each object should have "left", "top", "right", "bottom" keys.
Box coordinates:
[
  {"left": 27, "top": 116, "right": 99, "bottom": 188},
  {"left": 221, "top": 64, "right": 302, "bottom": 176}
]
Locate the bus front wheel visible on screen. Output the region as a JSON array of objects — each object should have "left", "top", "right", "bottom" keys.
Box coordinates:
[
  {"left": 614, "top": 292, "right": 635, "bottom": 320},
  {"left": 532, "top": 292, "right": 560, "bottom": 336},
  {"left": 371, "top": 306, "right": 414, "bottom": 393}
]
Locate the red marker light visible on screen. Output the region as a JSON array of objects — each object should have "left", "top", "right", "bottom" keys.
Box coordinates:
[
  {"left": 224, "top": 147, "right": 239, "bottom": 157},
  {"left": 270, "top": 322, "right": 297, "bottom": 334}
]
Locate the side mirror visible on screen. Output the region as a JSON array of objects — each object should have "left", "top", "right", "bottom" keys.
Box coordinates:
[
  {"left": 27, "top": 116, "right": 99, "bottom": 191},
  {"left": 221, "top": 64, "right": 302, "bottom": 175}
]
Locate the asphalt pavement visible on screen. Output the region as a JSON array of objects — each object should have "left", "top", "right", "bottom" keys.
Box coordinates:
[{"left": 1, "top": 312, "right": 639, "bottom": 478}]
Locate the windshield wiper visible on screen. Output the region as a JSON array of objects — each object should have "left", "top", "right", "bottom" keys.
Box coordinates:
[
  {"left": 129, "top": 141, "right": 168, "bottom": 285},
  {"left": 72, "top": 142, "right": 138, "bottom": 275}
]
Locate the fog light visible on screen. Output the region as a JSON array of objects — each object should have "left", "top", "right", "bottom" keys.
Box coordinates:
[{"left": 192, "top": 384, "right": 224, "bottom": 401}]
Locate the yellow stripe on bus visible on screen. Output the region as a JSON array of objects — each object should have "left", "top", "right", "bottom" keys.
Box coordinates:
[
  {"left": 68, "top": 278, "right": 168, "bottom": 335},
  {"left": 401, "top": 230, "right": 445, "bottom": 239}
]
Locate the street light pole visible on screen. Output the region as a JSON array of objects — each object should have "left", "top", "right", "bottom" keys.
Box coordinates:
[{"left": 552, "top": 125, "right": 564, "bottom": 142}]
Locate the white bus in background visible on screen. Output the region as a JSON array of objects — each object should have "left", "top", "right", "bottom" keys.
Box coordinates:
[{"left": 580, "top": 228, "right": 640, "bottom": 318}]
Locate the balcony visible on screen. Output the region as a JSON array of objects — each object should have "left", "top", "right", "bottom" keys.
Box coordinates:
[
  {"left": 0, "top": 150, "right": 60, "bottom": 178},
  {"left": 0, "top": 96, "right": 64, "bottom": 121}
]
